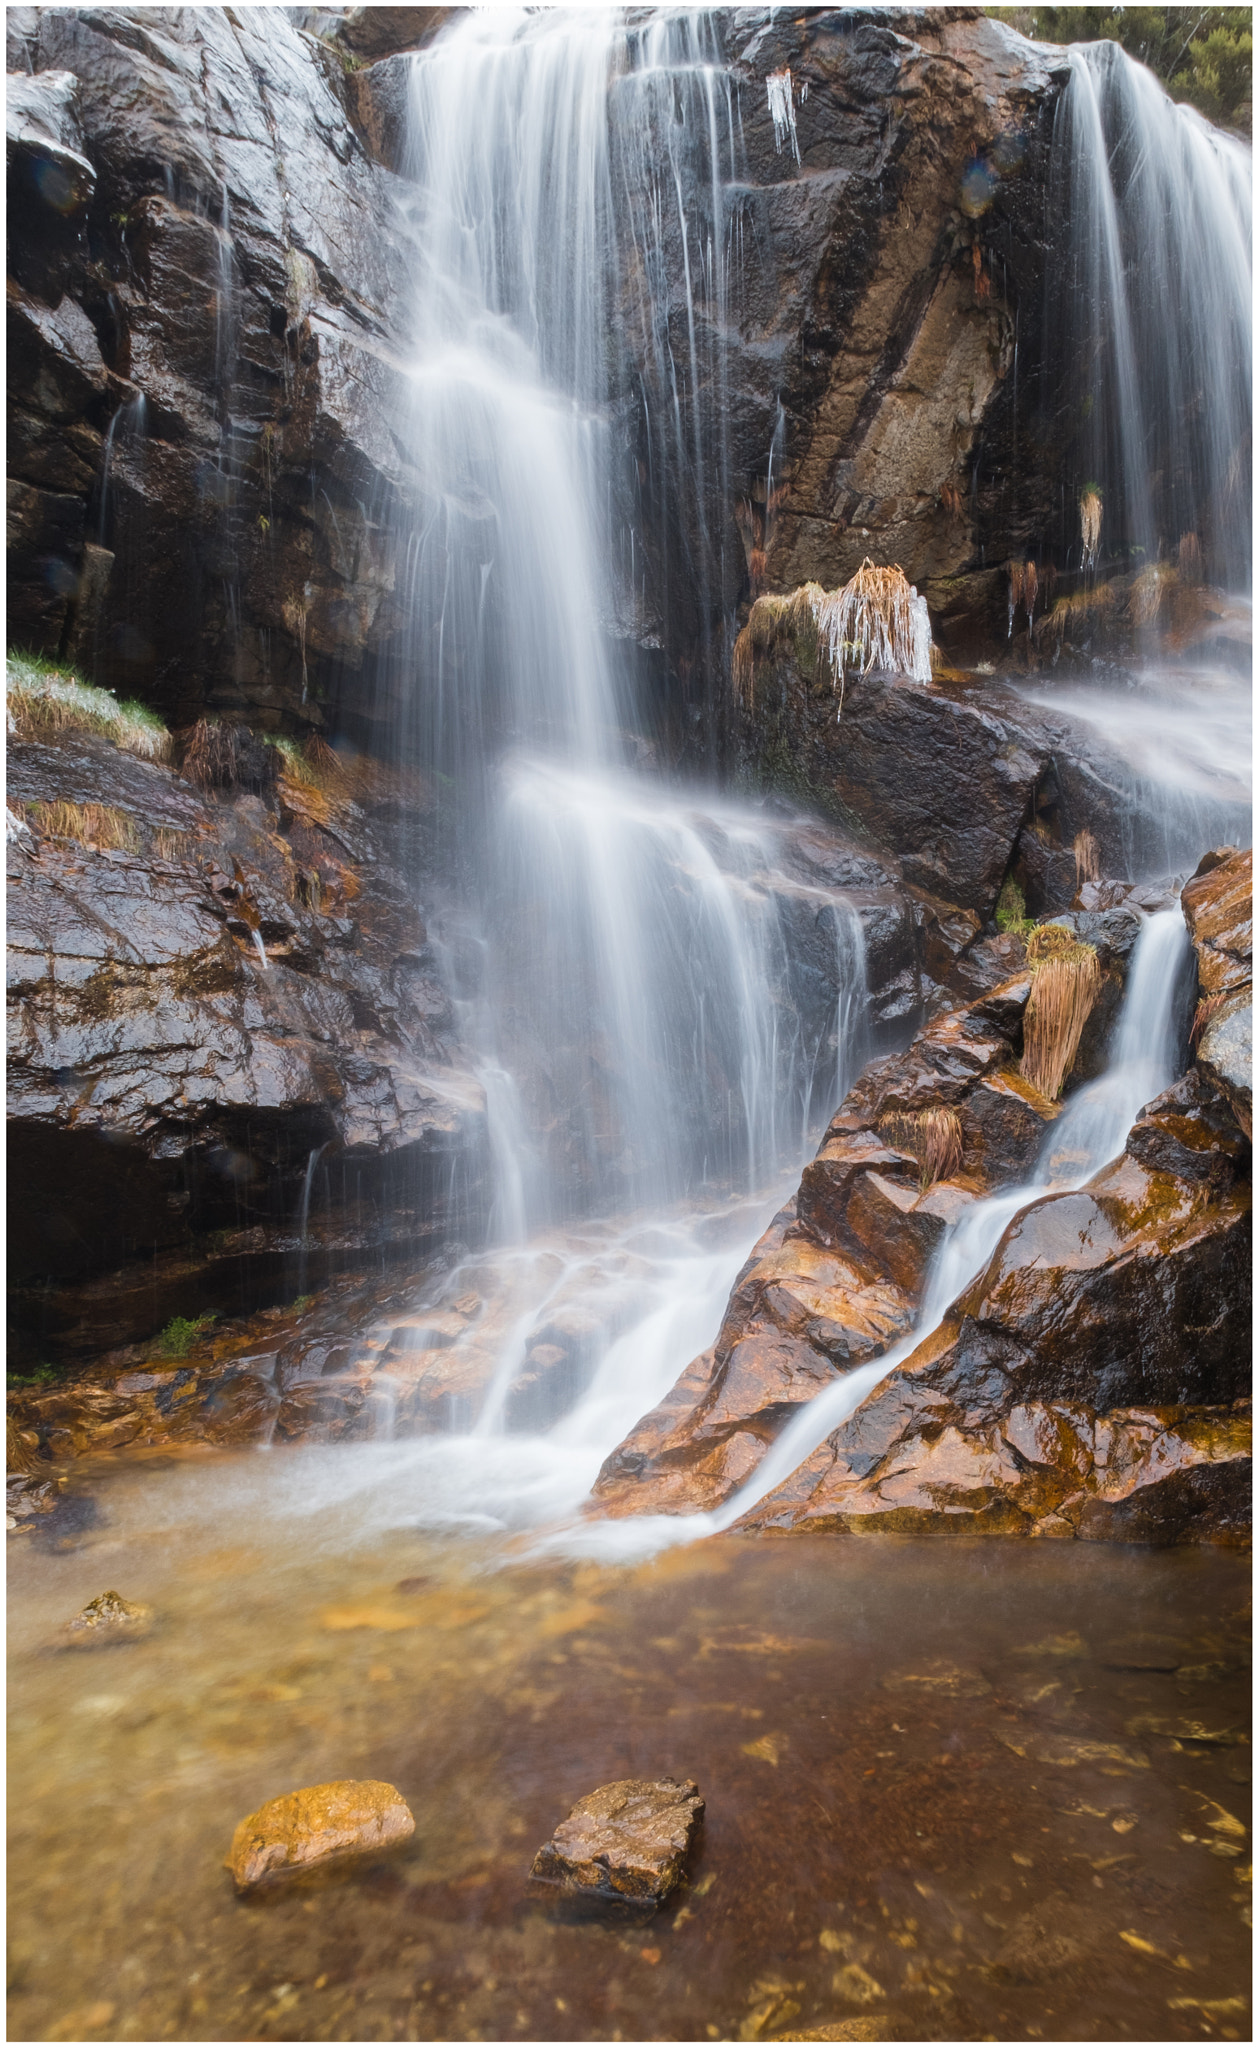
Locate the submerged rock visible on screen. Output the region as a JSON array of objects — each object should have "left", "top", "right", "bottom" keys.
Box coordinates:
[
  {"left": 226, "top": 1780, "right": 415, "bottom": 1893},
  {"left": 528, "top": 1777, "right": 703, "bottom": 1912},
  {"left": 60, "top": 1589, "right": 153, "bottom": 1645}
]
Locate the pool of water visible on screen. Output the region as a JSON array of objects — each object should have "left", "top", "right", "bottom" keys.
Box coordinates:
[{"left": 8, "top": 1450, "right": 1251, "bottom": 2043}]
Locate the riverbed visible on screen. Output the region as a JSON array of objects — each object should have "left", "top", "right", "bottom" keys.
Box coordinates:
[{"left": 8, "top": 1450, "right": 1251, "bottom": 2043}]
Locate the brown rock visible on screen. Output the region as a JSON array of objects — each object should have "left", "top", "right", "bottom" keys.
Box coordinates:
[
  {"left": 1182, "top": 847, "right": 1252, "bottom": 997},
  {"left": 226, "top": 1780, "right": 415, "bottom": 1893},
  {"left": 60, "top": 1589, "right": 153, "bottom": 1646},
  {"left": 528, "top": 1777, "right": 703, "bottom": 1911}
]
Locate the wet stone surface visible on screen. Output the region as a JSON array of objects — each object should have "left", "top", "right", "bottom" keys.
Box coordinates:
[{"left": 6, "top": 1454, "right": 1252, "bottom": 2043}]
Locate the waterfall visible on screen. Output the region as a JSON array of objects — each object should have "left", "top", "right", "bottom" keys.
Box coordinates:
[
  {"left": 338, "top": 6, "right": 870, "bottom": 1517},
  {"left": 394, "top": 10, "right": 847, "bottom": 1230},
  {"left": 1045, "top": 43, "right": 1252, "bottom": 587}
]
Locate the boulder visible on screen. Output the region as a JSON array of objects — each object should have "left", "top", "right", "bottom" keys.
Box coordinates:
[
  {"left": 528, "top": 1777, "right": 703, "bottom": 1912},
  {"left": 60, "top": 1589, "right": 152, "bottom": 1645},
  {"left": 226, "top": 1780, "right": 415, "bottom": 1892},
  {"left": 1182, "top": 848, "right": 1252, "bottom": 1137}
]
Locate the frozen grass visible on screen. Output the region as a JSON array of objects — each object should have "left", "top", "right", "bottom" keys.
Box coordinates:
[{"left": 7, "top": 652, "right": 170, "bottom": 760}]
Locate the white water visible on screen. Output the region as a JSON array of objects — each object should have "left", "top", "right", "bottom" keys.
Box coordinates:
[
  {"left": 1019, "top": 665, "right": 1252, "bottom": 878},
  {"left": 1048, "top": 44, "right": 1252, "bottom": 584},
  {"left": 344, "top": 6, "right": 868, "bottom": 1515}
]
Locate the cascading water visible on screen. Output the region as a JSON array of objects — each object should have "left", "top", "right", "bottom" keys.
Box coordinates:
[
  {"left": 549, "top": 907, "right": 1195, "bottom": 1561},
  {"left": 1044, "top": 43, "right": 1252, "bottom": 586},
  {"left": 352, "top": 7, "right": 869, "bottom": 1516}
]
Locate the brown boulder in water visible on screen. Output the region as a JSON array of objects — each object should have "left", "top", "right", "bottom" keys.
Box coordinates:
[
  {"left": 60, "top": 1590, "right": 153, "bottom": 1646},
  {"left": 528, "top": 1777, "right": 703, "bottom": 1911},
  {"left": 226, "top": 1780, "right": 415, "bottom": 1893}
]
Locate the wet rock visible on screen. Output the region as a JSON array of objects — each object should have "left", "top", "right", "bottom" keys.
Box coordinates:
[
  {"left": 595, "top": 965, "right": 1063, "bottom": 1517},
  {"left": 1182, "top": 848, "right": 1252, "bottom": 998},
  {"left": 60, "top": 1589, "right": 153, "bottom": 1646},
  {"left": 735, "top": 1074, "right": 1251, "bottom": 1545},
  {"left": 7, "top": 725, "right": 487, "bottom": 1351},
  {"left": 6, "top": 6, "right": 417, "bottom": 720},
  {"left": 226, "top": 1779, "right": 415, "bottom": 1892},
  {"left": 528, "top": 1777, "right": 703, "bottom": 1912},
  {"left": 1182, "top": 847, "right": 1252, "bottom": 1135}
]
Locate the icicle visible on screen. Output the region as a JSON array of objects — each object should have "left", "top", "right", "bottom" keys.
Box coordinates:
[{"left": 766, "top": 70, "right": 800, "bottom": 164}]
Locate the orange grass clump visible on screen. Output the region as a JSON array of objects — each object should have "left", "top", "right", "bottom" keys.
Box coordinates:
[
  {"left": 28, "top": 800, "right": 140, "bottom": 852},
  {"left": 877, "top": 1106, "right": 964, "bottom": 1189},
  {"left": 1020, "top": 939, "right": 1101, "bottom": 1099},
  {"left": 1073, "top": 829, "right": 1101, "bottom": 887},
  {"left": 1079, "top": 486, "right": 1103, "bottom": 571}
]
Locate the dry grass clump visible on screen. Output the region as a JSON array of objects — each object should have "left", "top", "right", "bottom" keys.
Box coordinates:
[
  {"left": 151, "top": 827, "right": 196, "bottom": 862},
  {"left": 1020, "top": 938, "right": 1101, "bottom": 1099},
  {"left": 180, "top": 719, "right": 245, "bottom": 790},
  {"left": 878, "top": 1106, "right": 964, "bottom": 1189},
  {"left": 1178, "top": 531, "right": 1202, "bottom": 583},
  {"left": 1079, "top": 485, "right": 1103, "bottom": 570},
  {"left": 1073, "top": 829, "right": 1101, "bottom": 886},
  {"left": 1129, "top": 561, "right": 1177, "bottom": 627},
  {"left": 26, "top": 800, "right": 141, "bottom": 852},
  {"left": 1008, "top": 559, "right": 1039, "bottom": 631},
  {"left": 812, "top": 561, "right": 933, "bottom": 712},
  {"left": 1034, "top": 580, "right": 1118, "bottom": 652},
  {"left": 7, "top": 653, "right": 170, "bottom": 760}
]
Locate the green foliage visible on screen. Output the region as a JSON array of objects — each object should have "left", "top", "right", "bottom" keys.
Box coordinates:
[
  {"left": 995, "top": 875, "right": 1034, "bottom": 934},
  {"left": 7, "top": 1364, "right": 59, "bottom": 1389},
  {"left": 987, "top": 7, "right": 1251, "bottom": 132},
  {"left": 290, "top": 1294, "right": 315, "bottom": 1312},
  {"left": 157, "top": 1313, "right": 216, "bottom": 1359}
]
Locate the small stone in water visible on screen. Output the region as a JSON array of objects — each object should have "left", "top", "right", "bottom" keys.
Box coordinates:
[
  {"left": 226, "top": 1780, "right": 415, "bottom": 1892},
  {"left": 61, "top": 1591, "right": 153, "bottom": 1646},
  {"left": 528, "top": 1776, "right": 703, "bottom": 1910}
]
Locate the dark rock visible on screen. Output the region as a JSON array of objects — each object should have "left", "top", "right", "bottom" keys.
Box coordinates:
[
  {"left": 528, "top": 1777, "right": 703, "bottom": 1912},
  {"left": 6, "top": 722, "right": 487, "bottom": 1354},
  {"left": 1182, "top": 847, "right": 1252, "bottom": 1135}
]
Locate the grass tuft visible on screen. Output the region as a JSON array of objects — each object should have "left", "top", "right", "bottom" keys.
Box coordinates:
[
  {"left": 27, "top": 801, "right": 141, "bottom": 852},
  {"left": 878, "top": 1106, "right": 964, "bottom": 1190},
  {"left": 1021, "top": 940, "right": 1101, "bottom": 1099},
  {"left": 7, "top": 652, "right": 170, "bottom": 760}
]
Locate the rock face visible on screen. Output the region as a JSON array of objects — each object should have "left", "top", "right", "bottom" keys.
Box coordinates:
[
  {"left": 731, "top": 594, "right": 1240, "bottom": 921},
  {"left": 1182, "top": 847, "right": 1252, "bottom": 1138},
  {"left": 734, "top": 1071, "right": 1251, "bottom": 1543},
  {"left": 6, "top": 5, "right": 417, "bottom": 730},
  {"left": 528, "top": 1777, "right": 704, "bottom": 1912},
  {"left": 7, "top": 712, "right": 486, "bottom": 1358},
  {"left": 226, "top": 1780, "right": 415, "bottom": 1892}
]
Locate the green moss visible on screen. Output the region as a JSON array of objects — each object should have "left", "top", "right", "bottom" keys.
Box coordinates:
[{"left": 995, "top": 876, "right": 1035, "bottom": 934}]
